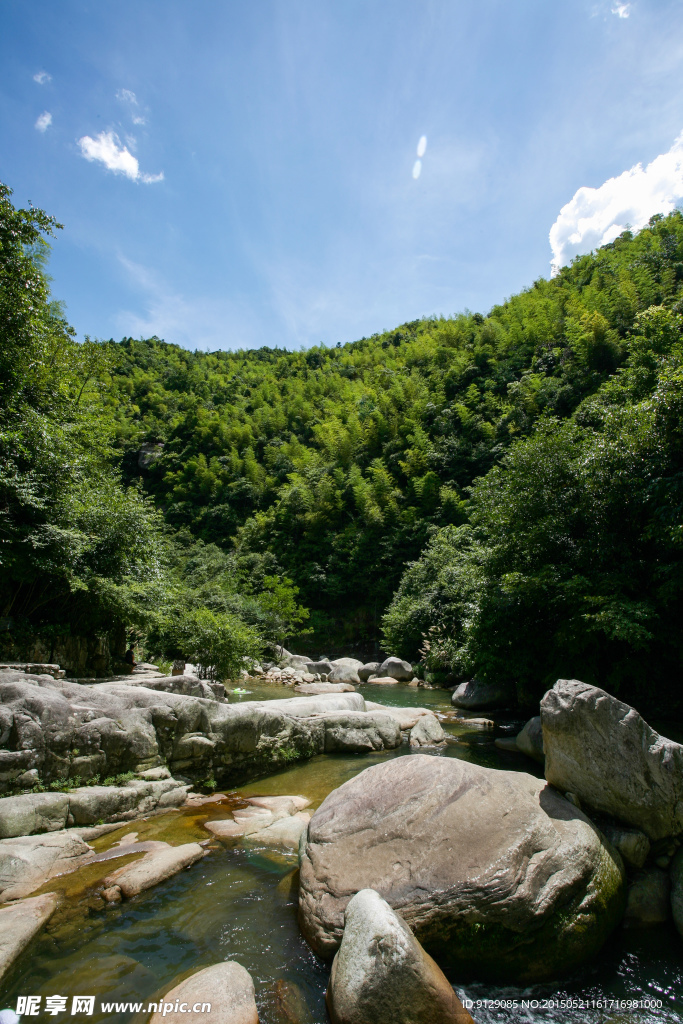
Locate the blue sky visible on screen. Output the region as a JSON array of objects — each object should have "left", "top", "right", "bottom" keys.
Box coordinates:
[{"left": 2, "top": 0, "right": 683, "bottom": 351}]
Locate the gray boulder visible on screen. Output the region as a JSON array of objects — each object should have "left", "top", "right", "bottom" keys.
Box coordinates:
[
  {"left": 541, "top": 679, "right": 683, "bottom": 840},
  {"left": 149, "top": 962, "right": 258, "bottom": 1024},
  {"left": 671, "top": 847, "right": 683, "bottom": 937},
  {"left": 516, "top": 716, "right": 544, "bottom": 761},
  {"left": 623, "top": 869, "right": 671, "bottom": 927},
  {"left": 599, "top": 824, "right": 650, "bottom": 869},
  {"left": 311, "top": 712, "right": 401, "bottom": 753},
  {"left": 409, "top": 714, "right": 446, "bottom": 747},
  {"left": 451, "top": 679, "right": 513, "bottom": 710},
  {"left": 328, "top": 659, "right": 364, "bottom": 686},
  {"left": 294, "top": 683, "right": 355, "bottom": 695},
  {"left": 377, "top": 657, "right": 413, "bottom": 682},
  {"left": 299, "top": 755, "right": 625, "bottom": 982},
  {"left": 358, "top": 663, "right": 380, "bottom": 683},
  {"left": 326, "top": 889, "right": 474, "bottom": 1024},
  {"left": 364, "top": 703, "right": 432, "bottom": 731},
  {"left": 305, "top": 660, "right": 334, "bottom": 675}
]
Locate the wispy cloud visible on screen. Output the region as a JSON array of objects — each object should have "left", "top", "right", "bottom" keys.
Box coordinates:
[
  {"left": 549, "top": 133, "right": 683, "bottom": 274},
  {"left": 611, "top": 2, "right": 631, "bottom": 17},
  {"left": 116, "top": 87, "right": 147, "bottom": 125},
  {"left": 77, "top": 131, "right": 163, "bottom": 183},
  {"left": 33, "top": 71, "right": 51, "bottom": 84},
  {"left": 116, "top": 256, "right": 258, "bottom": 350},
  {"left": 35, "top": 111, "right": 52, "bottom": 133}
]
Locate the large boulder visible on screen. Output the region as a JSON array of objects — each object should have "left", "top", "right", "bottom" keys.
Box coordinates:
[
  {"left": 311, "top": 712, "right": 401, "bottom": 753},
  {"left": 305, "top": 660, "right": 334, "bottom": 675},
  {"left": 358, "top": 663, "right": 380, "bottom": 683},
  {"left": 515, "top": 716, "right": 544, "bottom": 762},
  {"left": 451, "top": 679, "right": 513, "bottom": 710},
  {"left": 149, "top": 962, "right": 258, "bottom": 1024},
  {"left": 377, "top": 657, "right": 413, "bottom": 682},
  {"left": 327, "top": 889, "right": 474, "bottom": 1024},
  {"left": 329, "top": 659, "right": 363, "bottom": 686},
  {"left": 541, "top": 679, "right": 683, "bottom": 841},
  {"left": 0, "top": 829, "right": 93, "bottom": 902},
  {"left": 299, "top": 755, "right": 625, "bottom": 982},
  {"left": 364, "top": 702, "right": 432, "bottom": 731}
]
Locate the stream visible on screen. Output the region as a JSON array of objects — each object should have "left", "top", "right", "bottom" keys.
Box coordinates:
[{"left": 2, "top": 682, "right": 681, "bottom": 1024}]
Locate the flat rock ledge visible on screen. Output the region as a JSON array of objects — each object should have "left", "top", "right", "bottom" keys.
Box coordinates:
[
  {"left": 299, "top": 755, "right": 626, "bottom": 983},
  {"left": 0, "top": 892, "right": 59, "bottom": 983}
]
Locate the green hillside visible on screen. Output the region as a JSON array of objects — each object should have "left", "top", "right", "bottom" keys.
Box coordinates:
[{"left": 2, "top": 178, "right": 682, "bottom": 708}]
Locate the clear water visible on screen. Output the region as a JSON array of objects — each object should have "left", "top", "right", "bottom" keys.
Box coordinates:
[{"left": 2, "top": 682, "right": 681, "bottom": 1023}]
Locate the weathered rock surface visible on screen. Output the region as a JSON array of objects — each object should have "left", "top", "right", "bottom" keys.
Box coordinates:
[
  {"left": 377, "top": 657, "right": 413, "bottom": 682},
  {"left": 304, "top": 660, "right": 334, "bottom": 676},
  {"left": 451, "top": 679, "right": 513, "bottom": 710},
  {"left": 327, "top": 889, "right": 474, "bottom": 1024},
  {"left": 299, "top": 755, "right": 625, "bottom": 982},
  {"left": 294, "top": 683, "right": 355, "bottom": 695},
  {"left": 0, "top": 779, "right": 189, "bottom": 840},
  {"left": 671, "top": 847, "right": 683, "bottom": 937},
  {"left": 329, "top": 660, "right": 363, "bottom": 686},
  {"left": 205, "top": 794, "right": 311, "bottom": 850},
  {"left": 358, "top": 663, "right": 380, "bottom": 683},
  {"left": 149, "top": 962, "right": 258, "bottom": 1024},
  {"left": 0, "top": 675, "right": 369, "bottom": 799},
  {"left": 103, "top": 842, "right": 204, "bottom": 898},
  {"left": 0, "top": 892, "right": 59, "bottom": 982},
  {"left": 541, "top": 679, "right": 683, "bottom": 840},
  {"left": 311, "top": 712, "right": 401, "bottom": 753},
  {"left": 599, "top": 824, "right": 650, "bottom": 869},
  {"left": 516, "top": 716, "right": 544, "bottom": 761},
  {"left": 623, "top": 869, "right": 671, "bottom": 927},
  {"left": 366, "top": 676, "right": 399, "bottom": 686},
  {"left": 247, "top": 812, "right": 311, "bottom": 851},
  {"left": 409, "top": 714, "right": 447, "bottom": 747},
  {"left": 0, "top": 829, "right": 93, "bottom": 901},
  {"left": 111, "top": 674, "right": 227, "bottom": 702},
  {"left": 364, "top": 703, "right": 432, "bottom": 731}
]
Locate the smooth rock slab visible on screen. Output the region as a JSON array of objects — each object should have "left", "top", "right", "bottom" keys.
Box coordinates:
[
  {"left": 0, "top": 829, "right": 93, "bottom": 902},
  {"left": 246, "top": 812, "right": 311, "bottom": 851},
  {"left": 149, "top": 962, "right": 258, "bottom": 1024},
  {"left": 327, "top": 889, "right": 474, "bottom": 1024},
  {"left": 541, "top": 679, "right": 683, "bottom": 840},
  {"left": 311, "top": 712, "right": 401, "bottom": 753},
  {"left": 103, "top": 842, "right": 204, "bottom": 898},
  {"left": 0, "top": 893, "right": 59, "bottom": 982},
  {"left": 364, "top": 703, "right": 432, "bottom": 730},
  {"left": 299, "top": 755, "right": 625, "bottom": 982},
  {"left": 294, "top": 683, "right": 355, "bottom": 695}
]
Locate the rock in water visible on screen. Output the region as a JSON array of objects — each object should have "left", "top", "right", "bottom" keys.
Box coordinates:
[
  {"left": 451, "top": 679, "right": 513, "bottom": 710},
  {"left": 377, "top": 658, "right": 413, "bottom": 682},
  {"left": 103, "top": 842, "right": 204, "bottom": 898},
  {"left": 671, "top": 848, "right": 683, "bottom": 937},
  {"left": 326, "top": 889, "right": 474, "bottom": 1024},
  {"left": 149, "top": 962, "right": 258, "bottom": 1024},
  {"left": 541, "top": 679, "right": 683, "bottom": 840},
  {"left": 299, "top": 755, "right": 625, "bottom": 983},
  {"left": 358, "top": 663, "right": 380, "bottom": 683},
  {"left": 409, "top": 714, "right": 446, "bottom": 747},
  {"left": 516, "top": 716, "right": 544, "bottom": 761},
  {"left": 623, "top": 869, "right": 671, "bottom": 927},
  {"left": 0, "top": 893, "right": 59, "bottom": 983}
]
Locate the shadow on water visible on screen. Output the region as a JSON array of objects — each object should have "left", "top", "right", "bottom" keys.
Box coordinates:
[{"left": 2, "top": 682, "right": 682, "bottom": 1023}]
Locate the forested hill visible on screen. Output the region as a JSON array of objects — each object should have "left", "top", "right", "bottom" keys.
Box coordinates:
[
  {"left": 107, "top": 211, "right": 683, "bottom": 667},
  {"left": 2, "top": 177, "right": 681, "bottom": 709}
]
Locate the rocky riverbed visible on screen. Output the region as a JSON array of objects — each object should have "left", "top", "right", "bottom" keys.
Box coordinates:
[{"left": 1, "top": 661, "right": 682, "bottom": 1023}]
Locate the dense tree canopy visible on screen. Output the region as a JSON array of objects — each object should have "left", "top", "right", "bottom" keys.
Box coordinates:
[{"left": 3, "top": 177, "right": 682, "bottom": 703}]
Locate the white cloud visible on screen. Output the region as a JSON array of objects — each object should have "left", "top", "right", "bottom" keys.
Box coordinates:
[
  {"left": 549, "top": 133, "right": 683, "bottom": 274},
  {"left": 412, "top": 159, "right": 422, "bottom": 180},
  {"left": 611, "top": 2, "right": 630, "bottom": 17},
  {"left": 77, "top": 131, "right": 163, "bottom": 184},
  {"left": 33, "top": 71, "right": 51, "bottom": 84},
  {"left": 417, "top": 135, "right": 427, "bottom": 158},
  {"left": 117, "top": 88, "right": 147, "bottom": 125},
  {"left": 35, "top": 111, "right": 52, "bottom": 133}
]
